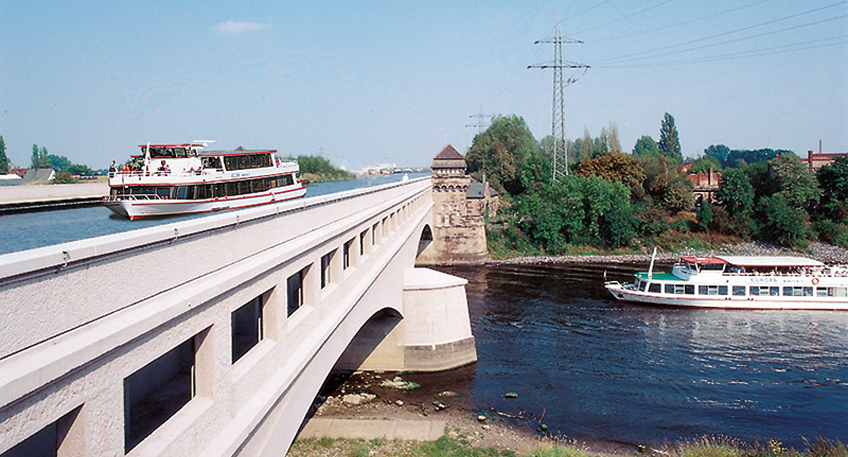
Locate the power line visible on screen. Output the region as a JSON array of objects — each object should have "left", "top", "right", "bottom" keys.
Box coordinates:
[
  {"left": 466, "top": 108, "right": 492, "bottom": 135},
  {"left": 528, "top": 23, "right": 589, "bottom": 181},
  {"left": 593, "top": 1, "right": 847, "bottom": 66},
  {"left": 595, "top": 35, "right": 848, "bottom": 68},
  {"left": 571, "top": 0, "right": 676, "bottom": 36},
  {"left": 589, "top": 0, "right": 771, "bottom": 44}
]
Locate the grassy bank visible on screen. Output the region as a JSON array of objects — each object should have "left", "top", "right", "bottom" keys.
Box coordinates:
[{"left": 288, "top": 434, "right": 847, "bottom": 457}]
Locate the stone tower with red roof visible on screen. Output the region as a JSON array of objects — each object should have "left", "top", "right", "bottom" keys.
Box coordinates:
[{"left": 416, "top": 144, "right": 488, "bottom": 265}]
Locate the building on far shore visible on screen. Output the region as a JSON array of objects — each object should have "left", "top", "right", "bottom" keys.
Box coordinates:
[
  {"left": 686, "top": 167, "right": 722, "bottom": 207},
  {"left": 416, "top": 144, "right": 495, "bottom": 266},
  {"left": 804, "top": 150, "right": 848, "bottom": 172}
]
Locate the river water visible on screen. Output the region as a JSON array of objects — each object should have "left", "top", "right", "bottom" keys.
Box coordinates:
[
  {"left": 437, "top": 263, "right": 848, "bottom": 449},
  {"left": 0, "top": 173, "right": 426, "bottom": 256},
  {"left": 2, "top": 175, "right": 846, "bottom": 448}
]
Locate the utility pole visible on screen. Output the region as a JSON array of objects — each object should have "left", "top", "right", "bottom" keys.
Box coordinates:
[
  {"left": 529, "top": 22, "right": 589, "bottom": 181},
  {"left": 465, "top": 107, "right": 491, "bottom": 136}
]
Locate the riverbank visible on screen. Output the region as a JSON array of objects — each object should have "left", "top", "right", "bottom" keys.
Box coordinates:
[
  {"left": 291, "top": 370, "right": 635, "bottom": 457},
  {"left": 486, "top": 241, "right": 848, "bottom": 266}
]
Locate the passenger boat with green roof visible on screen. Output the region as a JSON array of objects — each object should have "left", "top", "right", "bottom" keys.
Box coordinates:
[
  {"left": 103, "top": 142, "right": 306, "bottom": 220},
  {"left": 605, "top": 251, "right": 848, "bottom": 310}
]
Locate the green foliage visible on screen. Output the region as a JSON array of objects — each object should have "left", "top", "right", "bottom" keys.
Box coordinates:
[
  {"left": 704, "top": 144, "right": 787, "bottom": 168},
  {"left": 295, "top": 155, "right": 354, "bottom": 182},
  {"left": 716, "top": 168, "right": 754, "bottom": 216},
  {"left": 47, "top": 154, "right": 73, "bottom": 171},
  {"left": 658, "top": 113, "right": 682, "bottom": 163},
  {"left": 817, "top": 155, "right": 848, "bottom": 222},
  {"left": 688, "top": 155, "right": 722, "bottom": 173},
  {"left": 516, "top": 175, "right": 636, "bottom": 250},
  {"left": 813, "top": 220, "right": 848, "bottom": 248},
  {"left": 31, "top": 144, "right": 50, "bottom": 168},
  {"left": 766, "top": 153, "right": 821, "bottom": 208},
  {"left": 51, "top": 170, "right": 76, "bottom": 184},
  {"left": 67, "top": 163, "right": 95, "bottom": 176},
  {"left": 696, "top": 201, "right": 713, "bottom": 231},
  {"left": 632, "top": 135, "right": 659, "bottom": 156},
  {"left": 0, "top": 135, "right": 8, "bottom": 174},
  {"left": 757, "top": 194, "right": 813, "bottom": 248},
  {"left": 466, "top": 114, "right": 547, "bottom": 197},
  {"left": 661, "top": 178, "right": 695, "bottom": 214},
  {"left": 635, "top": 152, "right": 675, "bottom": 202}
]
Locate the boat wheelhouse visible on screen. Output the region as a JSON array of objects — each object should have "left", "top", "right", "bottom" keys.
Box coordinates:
[
  {"left": 605, "top": 253, "right": 848, "bottom": 310},
  {"left": 103, "top": 142, "right": 306, "bottom": 220}
]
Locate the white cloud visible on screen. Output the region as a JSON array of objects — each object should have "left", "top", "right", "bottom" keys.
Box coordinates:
[{"left": 212, "top": 20, "right": 270, "bottom": 34}]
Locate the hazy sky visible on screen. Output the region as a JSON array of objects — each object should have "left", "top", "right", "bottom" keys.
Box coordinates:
[{"left": 1, "top": 1, "right": 846, "bottom": 170}]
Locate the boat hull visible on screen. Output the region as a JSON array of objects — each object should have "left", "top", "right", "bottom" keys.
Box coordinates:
[
  {"left": 605, "top": 281, "right": 848, "bottom": 310},
  {"left": 102, "top": 185, "right": 306, "bottom": 220}
]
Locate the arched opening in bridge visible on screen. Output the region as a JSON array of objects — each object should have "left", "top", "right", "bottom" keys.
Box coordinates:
[
  {"left": 416, "top": 224, "right": 433, "bottom": 258},
  {"left": 333, "top": 308, "right": 403, "bottom": 373}
]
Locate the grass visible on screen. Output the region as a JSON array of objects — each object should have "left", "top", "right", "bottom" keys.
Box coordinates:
[{"left": 287, "top": 434, "right": 847, "bottom": 457}]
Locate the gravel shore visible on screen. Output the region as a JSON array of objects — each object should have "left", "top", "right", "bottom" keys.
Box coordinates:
[{"left": 486, "top": 241, "right": 848, "bottom": 266}]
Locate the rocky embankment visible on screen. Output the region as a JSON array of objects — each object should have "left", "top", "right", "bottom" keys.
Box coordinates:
[{"left": 487, "top": 241, "right": 848, "bottom": 266}]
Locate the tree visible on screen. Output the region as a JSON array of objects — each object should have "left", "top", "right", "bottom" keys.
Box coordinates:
[
  {"left": 0, "top": 135, "right": 8, "bottom": 174},
  {"left": 757, "top": 194, "right": 813, "bottom": 248},
  {"left": 716, "top": 168, "right": 754, "bottom": 216},
  {"left": 578, "top": 127, "right": 593, "bottom": 163},
  {"left": 658, "top": 113, "right": 682, "bottom": 163},
  {"left": 31, "top": 144, "right": 49, "bottom": 168},
  {"left": 466, "top": 114, "right": 546, "bottom": 197},
  {"left": 661, "top": 177, "right": 694, "bottom": 214},
  {"left": 766, "top": 153, "right": 821, "bottom": 208},
  {"left": 573, "top": 151, "right": 645, "bottom": 189},
  {"left": 817, "top": 155, "right": 848, "bottom": 222},
  {"left": 601, "top": 121, "right": 622, "bottom": 153},
  {"left": 632, "top": 135, "right": 659, "bottom": 156},
  {"left": 704, "top": 144, "right": 731, "bottom": 167},
  {"left": 688, "top": 155, "right": 722, "bottom": 174},
  {"left": 47, "top": 154, "right": 73, "bottom": 171}
]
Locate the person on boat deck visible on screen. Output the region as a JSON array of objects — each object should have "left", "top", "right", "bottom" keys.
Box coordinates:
[{"left": 157, "top": 160, "right": 167, "bottom": 175}]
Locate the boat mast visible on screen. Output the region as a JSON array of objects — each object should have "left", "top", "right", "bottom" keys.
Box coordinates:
[{"left": 648, "top": 247, "right": 657, "bottom": 280}]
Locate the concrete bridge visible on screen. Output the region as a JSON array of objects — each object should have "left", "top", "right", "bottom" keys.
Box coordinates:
[{"left": 0, "top": 176, "right": 477, "bottom": 456}]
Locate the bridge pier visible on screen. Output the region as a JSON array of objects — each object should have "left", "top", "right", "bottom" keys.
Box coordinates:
[{"left": 336, "top": 267, "right": 476, "bottom": 372}]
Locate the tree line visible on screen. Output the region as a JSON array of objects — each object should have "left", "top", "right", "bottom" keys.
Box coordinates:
[
  {"left": 465, "top": 114, "right": 847, "bottom": 255},
  {"left": 0, "top": 135, "right": 96, "bottom": 183}
]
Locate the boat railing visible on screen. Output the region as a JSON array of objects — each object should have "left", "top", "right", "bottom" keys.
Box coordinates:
[{"left": 104, "top": 194, "right": 162, "bottom": 202}]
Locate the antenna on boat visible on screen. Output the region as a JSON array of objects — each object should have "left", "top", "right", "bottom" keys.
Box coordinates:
[
  {"left": 647, "top": 247, "right": 657, "bottom": 280},
  {"left": 145, "top": 143, "right": 150, "bottom": 163}
]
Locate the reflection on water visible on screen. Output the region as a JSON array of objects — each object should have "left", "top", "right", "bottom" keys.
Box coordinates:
[{"left": 439, "top": 263, "right": 848, "bottom": 448}]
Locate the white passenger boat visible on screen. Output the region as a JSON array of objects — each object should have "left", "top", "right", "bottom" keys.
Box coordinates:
[
  {"left": 103, "top": 142, "right": 306, "bottom": 220},
  {"left": 605, "top": 251, "right": 848, "bottom": 310}
]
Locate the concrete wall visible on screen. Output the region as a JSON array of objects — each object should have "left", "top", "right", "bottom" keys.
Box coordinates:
[{"left": 0, "top": 176, "right": 474, "bottom": 456}]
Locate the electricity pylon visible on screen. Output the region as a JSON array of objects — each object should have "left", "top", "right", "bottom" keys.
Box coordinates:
[{"left": 529, "top": 22, "right": 589, "bottom": 181}]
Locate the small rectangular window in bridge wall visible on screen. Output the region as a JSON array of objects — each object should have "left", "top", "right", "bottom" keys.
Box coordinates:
[
  {"left": 124, "top": 338, "right": 195, "bottom": 453},
  {"left": 232, "top": 294, "right": 266, "bottom": 363},
  {"left": 287, "top": 267, "right": 307, "bottom": 316}
]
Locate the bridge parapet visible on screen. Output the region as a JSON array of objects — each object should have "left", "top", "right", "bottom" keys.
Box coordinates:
[{"left": 0, "top": 176, "right": 475, "bottom": 456}]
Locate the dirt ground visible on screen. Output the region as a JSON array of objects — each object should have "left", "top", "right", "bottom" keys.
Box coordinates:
[{"left": 303, "top": 369, "right": 649, "bottom": 456}]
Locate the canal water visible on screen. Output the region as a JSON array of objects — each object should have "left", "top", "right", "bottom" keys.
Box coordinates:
[
  {"left": 0, "top": 173, "right": 426, "bottom": 256},
  {"left": 436, "top": 263, "right": 848, "bottom": 449},
  {"left": 3, "top": 175, "right": 846, "bottom": 448}
]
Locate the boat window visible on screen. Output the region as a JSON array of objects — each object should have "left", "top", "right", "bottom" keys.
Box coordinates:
[
  {"left": 718, "top": 286, "right": 728, "bottom": 295},
  {"left": 648, "top": 283, "right": 661, "bottom": 293},
  {"left": 175, "top": 186, "right": 189, "bottom": 199},
  {"left": 770, "top": 286, "right": 780, "bottom": 296},
  {"left": 749, "top": 286, "right": 765, "bottom": 296},
  {"left": 733, "top": 286, "right": 746, "bottom": 296},
  {"left": 836, "top": 287, "right": 847, "bottom": 297},
  {"left": 665, "top": 284, "right": 675, "bottom": 294},
  {"left": 817, "top": 287, "right": 832, "bottom": 297},
  {"left": 698, "top": 285, "right": 721, "bottom": 295},
  {"left": 638, "top": 280, "right": 647, "bottom": 292},
  {"left": 684, "top": 285, "right": 695, "bottom": 295},
  {"left": 155, "top": 187, "right": 172, "bottom": 199},
  {"left": 783, "top": 286, "right": 813, "bottom": 297},
  {"left": 701, "top": 263, "right": 725, "bottom": 272},
  {"left": 283, "top": 174, "right": 293, "bottom": 186}
]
